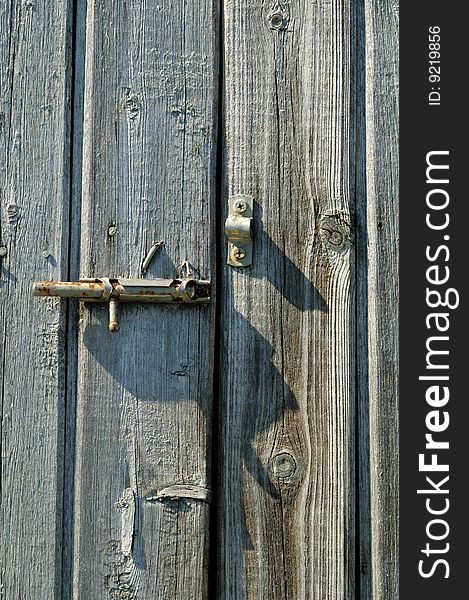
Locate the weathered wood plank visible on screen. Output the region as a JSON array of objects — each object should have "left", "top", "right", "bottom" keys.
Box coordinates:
[
  {"left": 0, "top": 0, "right": 72, "bottom": 597},
  {"left": 219, "top": 0, "right": 357, "bottom": 597},
  {"left": 358, "top": 0, "right": 399, "bottom": 597},
  {"left": 72, "top": 0, "right": 218, "bottom": 597}
]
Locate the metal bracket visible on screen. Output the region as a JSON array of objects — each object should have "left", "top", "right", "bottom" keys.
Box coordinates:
[
  {"left": 33, "top": 275, "right": 210, "bottom": 333},
  {"left": 225, "top": 194, "right": 253, "bottom": 267}
]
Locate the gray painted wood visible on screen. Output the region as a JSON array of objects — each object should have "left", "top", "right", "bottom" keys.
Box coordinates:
[
  {"left": 219, "top": 0, "right": 357, "bottom": 597},
  {"left": 0, "top": 2, "right": 399, "bottom": 596},
  {"left": 72, "top": 0, "right": 218, "bottom": 598},
  {"left": 0, "top": 0, "right": 72, "bottom": 597},
  {"left": 358, "top": 0, "right": 399, "bottom": 597}
]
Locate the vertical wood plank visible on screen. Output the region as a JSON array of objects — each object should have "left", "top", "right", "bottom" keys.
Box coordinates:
[
  {"left": 220, "top": 0, "right": 357, "bottom": 597},
  {"left": 72, "top": 0, "right": 218, "bottom": 597},
  {"left": 0, "top": 0, "right": 72, "bottom": 597},
  {"left": 358, "top": 0, "right": 399, "bottom": 597}
]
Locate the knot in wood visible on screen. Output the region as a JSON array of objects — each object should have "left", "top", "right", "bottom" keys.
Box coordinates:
[
  {"left": 267, "top": 2, "right": 289, "bottom": 30},
  {"left": 272, "top": 451, "right": 297, "bottom": 478},
  {"left": 268, "top": 11, "right": 287, "bottom": 30},
  {"left": 6, "top": 203, "right": 20, "bottom": 223},
  {"left": 318, "top": 215, "right": 351, "bottom": 252}
]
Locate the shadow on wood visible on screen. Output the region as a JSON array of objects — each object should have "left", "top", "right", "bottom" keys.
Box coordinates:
[{"left": 80, "top": 229, "right": 327, "bottom": 565}]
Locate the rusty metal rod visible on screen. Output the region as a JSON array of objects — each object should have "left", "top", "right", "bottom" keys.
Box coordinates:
[
  {"left": 32, "top": 278, "right": 210, "bottom": 304},
  {"left": 108, "top": 299, "right": 120, "bottom": 333}
]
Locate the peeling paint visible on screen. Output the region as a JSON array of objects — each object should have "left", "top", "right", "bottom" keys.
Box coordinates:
[
  {"left": 115, "top": 488, "right": 136, "bottom": 557},
  {"left": 122, "top": 88, "right": 141, "bottom": 121},
  {"left": 103, "top": 539, "right": 138, "bottom": 600}
]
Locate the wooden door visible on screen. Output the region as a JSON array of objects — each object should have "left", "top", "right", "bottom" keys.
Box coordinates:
[{"left": 0, "top": 1, "right": 398, "bottom": 598}]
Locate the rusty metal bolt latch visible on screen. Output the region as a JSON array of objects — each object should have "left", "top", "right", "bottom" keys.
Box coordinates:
[{"left": 32, "top": 276, "right": 210, "bottom": 333}]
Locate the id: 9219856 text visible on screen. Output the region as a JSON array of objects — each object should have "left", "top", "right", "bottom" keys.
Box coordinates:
[{"left": 428, "top": 26, "right": 441, "bottom": 106}]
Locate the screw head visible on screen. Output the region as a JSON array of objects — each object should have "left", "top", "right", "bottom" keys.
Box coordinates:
[
  {"left": 0, "top": 246, "right": 7, "bottom": 257},
  {"left": 232, "top": 246, "right": 246, "bottom": 261},
  {"left": 233, "top": 200, "right": 247, "bottom": 214},
  {"left": 108, "top": 225, "right": 118, "bottom": 237}
]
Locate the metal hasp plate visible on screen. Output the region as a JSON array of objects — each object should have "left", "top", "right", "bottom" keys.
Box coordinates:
[
  {"left": 225, "top": 194, "right": 253, "bottom": 267},
  {"left": 32, "top": 277, "right": 210, "bottom": 333}
]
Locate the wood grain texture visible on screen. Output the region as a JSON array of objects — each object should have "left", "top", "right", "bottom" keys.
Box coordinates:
[
  {"left": 219, "top": 0, "right": 357, "bottom": 597},
  {"left": 358, "top": 0, "right": 399, "bottom": 597},
  {"left": 0, "top": 0, "right": 72, "bottom": 597},
  {"left": 72, "top": 0, "right": 218, "bottom": 598}
]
